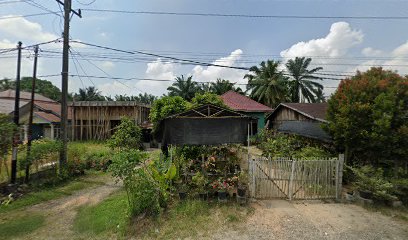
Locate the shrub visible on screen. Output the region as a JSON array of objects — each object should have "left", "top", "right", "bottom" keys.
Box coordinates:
[
  {"left": 19, "top": 139, "right": 61, "bottom": 171},
  {"left": 149, "top": 96, "right": 189, "bottom": 130},
  {"left": 190, "top": 92, "right": 226, "bottom": 108},
  {"left": 350, "top": 165, "right": 397, "bottom": 202},
  {"left": 108, "top": 117, "right": 142, "bottom": 150}
]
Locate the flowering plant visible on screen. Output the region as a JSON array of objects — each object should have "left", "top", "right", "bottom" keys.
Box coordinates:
[{"left": 212, "top": 178, "right": 235, "bottom": 192}]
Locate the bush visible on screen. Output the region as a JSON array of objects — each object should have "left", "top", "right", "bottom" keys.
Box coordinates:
[
  {"left": 108, "top": 117, "right": 142, "bottom": 150},
  {"left": 19, "top": 139, "right": 61, "bottom": 171},
  {"left": 350, "top": 165, "right": 398, "bottom": 203},
  {"left": 109, "top": 150, "right": 166, "bottom": 216}
]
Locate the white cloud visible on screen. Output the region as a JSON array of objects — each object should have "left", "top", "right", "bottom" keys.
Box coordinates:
[
  {"left": 101, "top": 61, "right": 115, "bottom": 70},
  {"left": 362, "top": 47, "right": 383, "bottom": 57},
  {"left": 0, "top": 16, "right": 59, "bottom": 43},
  {"left": 136, "top": 59, "right": 177, "bottom": 96},
  {"left": 98, "top": 81, "right": 135, "bottom": 96},
  {"left": 192, "top": 49, "right": 247, "bottom": 85},
  {"left": 280, "top": 22, "right": 363, "bottom": 58}
]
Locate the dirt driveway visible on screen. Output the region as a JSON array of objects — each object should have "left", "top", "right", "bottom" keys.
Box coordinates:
[{"left": 211, "top": 200, "right": 408, "bottom": 240}]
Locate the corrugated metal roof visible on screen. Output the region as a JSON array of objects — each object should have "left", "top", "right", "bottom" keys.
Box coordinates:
[
  {"left": 0, "top": 99, "right": 29, "bottom": 114},
  {"left": 34, "top": 111, "right": 60, "bottom": 123},
  {"left": 220, "top": 91, "right": 273, "bottom": 112},
  {"left": 0, "top": 90, "right": 56, "bottom": 103},
  {"left": 280, "top": 103, "right": 328, "bottom": 121},
  {"left": 277, "top": 121, "right": 332, "bottom": 142}
]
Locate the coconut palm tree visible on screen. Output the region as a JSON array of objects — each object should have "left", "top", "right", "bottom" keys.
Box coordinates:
[
  {"left": 244, "top": 60, "right": 288, "bottom": 108},
  {"left": 285, "top": 57, "right": 324, "bottom": 103},
  {"left": 75, "top": 86, "right": 106, "bottom": 101},
  {"left": 209, "top": 78, "right": 244, "bottom": 95},
  {"left": 167, "top": 75, "right": 200, "bottom": 101}
]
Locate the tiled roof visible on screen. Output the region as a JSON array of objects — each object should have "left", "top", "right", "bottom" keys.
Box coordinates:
[
  {"left": 220, "top": 91, "right": 273, "bottom": 112},
  {"left": 35, "top": 111, "right": 60, "bottom": 123},
  {"left": 0, "top": 90, "right": 56, "bottom": 103},
  {"left": 281, "top": 103, "right": 328, "bottom": 121}
]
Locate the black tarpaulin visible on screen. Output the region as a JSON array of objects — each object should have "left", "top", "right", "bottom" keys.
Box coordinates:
[{"left": 160, "top": 104, "right": 254, "bottom": 145}]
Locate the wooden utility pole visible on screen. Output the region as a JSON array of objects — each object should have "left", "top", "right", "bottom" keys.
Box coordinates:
[
  {"left": 25, "top": 45, "right": 39, "bottom": 183},
  {"left": 58, "top": 0, "right": 81, "bottom": 169},
  {"left": 10, "top": 41, "right": 22, "bottom": 184}
]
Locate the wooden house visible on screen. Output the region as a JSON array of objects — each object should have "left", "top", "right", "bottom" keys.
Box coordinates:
[
  {"left": 70, "top": 101, "right": 150, "bottom": 141},
  {"left": 266, "top": 103, "right": 331, "bottom": 142}
]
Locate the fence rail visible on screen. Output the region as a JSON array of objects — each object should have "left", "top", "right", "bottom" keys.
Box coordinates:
[{"left": 248, "top": 154, "right": 344, "bottom": 200}]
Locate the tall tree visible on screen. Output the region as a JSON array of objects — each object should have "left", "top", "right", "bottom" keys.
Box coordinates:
[
  {"left": 285, "top": 57, "right": 323, "bottom": 103},
  {"left": 167, "top": 75, "right": 200, "bottom": 101},
  {"left": 209, "top": 78, "right": 244, "bottom": 95},
  {"left": 75, "top": 86, "right": 106, "bottom": 101},
  {"left": 244, "top": 60, "right": 288, "bottom": 108}
]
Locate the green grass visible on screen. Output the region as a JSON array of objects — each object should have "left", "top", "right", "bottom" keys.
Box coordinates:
[
  {"left": 0, "top": 171, "right": 107, "bottom": 214},
  {"left": 0, "top": 214, "right": 45, "bottom": 239},
  {"left": 138, "top": 200, "right": 254, "bottom": 239},
  {"left": 73, "top": 189, "right": 129, "bottom": 237}
]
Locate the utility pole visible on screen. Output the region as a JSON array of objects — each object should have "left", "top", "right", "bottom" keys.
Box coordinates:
[
  {"left": 25, "top": 45, "right": 39, "bottom": 183},
  {"left": 58, "top": 0, "right": 81, "bottom": 170},
  {"left": 10, "top": 41, "right": 22, "bottom": 184}
]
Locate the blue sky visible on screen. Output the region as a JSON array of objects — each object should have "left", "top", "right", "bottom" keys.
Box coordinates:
[{"left": 0, "top": 0, "right": 407, "bottom": 97}]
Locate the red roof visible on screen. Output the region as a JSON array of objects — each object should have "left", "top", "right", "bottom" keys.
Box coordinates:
[
  {"left": 35, "top": 111, "right": 61, "bottom": 123},
  {"left": 0, "top": 90, "right": 56, "bottom": 103},
  {"left": 220, "top": 91, "right": 273, "bottom": 112}
]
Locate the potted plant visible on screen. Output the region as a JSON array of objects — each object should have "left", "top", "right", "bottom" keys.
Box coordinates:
[
  {"left": 212, "top": 178, "right": 231, "bottom": 201},
  {"left": 237, "top": 171, "right": 248, "bottom": 197},
  {"left": 192, "top": 172, "right": 208, "bottom": 200},
  {"left": 178, "top": 183, "right": 188, "bottom": 200}
]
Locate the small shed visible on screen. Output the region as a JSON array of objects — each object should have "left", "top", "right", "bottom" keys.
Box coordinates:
[
  {"left": 266, "top": 103, "right": 331, "bottom": 142},
  {"left": 220, "top": 91, "right": 273, "bottom": 134},
  {"left": 160, "top": 104, "right": 254, "bottom": 146}
]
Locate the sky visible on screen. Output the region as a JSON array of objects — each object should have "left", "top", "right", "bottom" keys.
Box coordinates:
[{"left": 0, "top": 0, "right": 407, "bottom": 98}]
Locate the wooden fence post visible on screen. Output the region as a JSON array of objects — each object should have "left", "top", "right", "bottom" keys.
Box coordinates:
[
  {"left": 336, "top": 154, "right": 345, "bottom": 200},
  {"left": 288, "top": 160, "right": 296, "bottom": 201}
]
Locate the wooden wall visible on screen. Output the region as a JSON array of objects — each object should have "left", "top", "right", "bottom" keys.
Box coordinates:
[
  {"left": 70, "top": 102, "right": 150, "bottom": 140},
  {"left": 270, "top": 107, "right": 312, "bottom": 129}
]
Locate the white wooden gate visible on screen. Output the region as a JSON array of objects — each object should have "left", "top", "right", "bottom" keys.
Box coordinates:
[{"left": 248, "top": 155, "right": 344, "bottom": 200}]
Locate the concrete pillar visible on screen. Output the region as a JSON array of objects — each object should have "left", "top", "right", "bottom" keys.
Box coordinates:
[
  {"left": 23, "top": 125, "right": 28, "bottom": 142},
  {"left": 50, "top": 124, "right": 55, "bottom": 140}
]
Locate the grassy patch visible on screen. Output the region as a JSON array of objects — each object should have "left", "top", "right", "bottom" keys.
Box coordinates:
[
  {"left": 363, "top": 204, "right": 408, "bottom": 222},
  {"left": 0, "top": 171, "right": 107, "bottom": 214},
  {"left": 136, "top": 200, "right": 254, "bottom": 239},
  {"left": 0, "top": 214, "right": 45, "bottom": 239},
  {"left": 73, "top": 189, "right": 129, "bottom": 237}
]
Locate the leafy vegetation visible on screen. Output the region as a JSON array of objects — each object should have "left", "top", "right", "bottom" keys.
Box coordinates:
[
  {"left": 190, "top": 92, "right": 226, "bottom": 108},
  {"left": 113, "top": 92, "right": 157, "bottom": 104},
  {"left": 108, "top": 117, "right": 143, "bottom": 150},
  {"left": 167, "top": 75, "right": 200, "bottom": 101},
  {"left": 259, "top": 132, "right": 334, "bottom": 159},
  {"left": 0, "top": 214, "right": 45, "bottom": 239},
  {"left": 149, "top": 95, "right": 189, "bottom": 129},
  {"left": 209, "top": 78, "right": 244, "bottom": 95},
  {"left": 325, "top": 67, "right": 408, "bottom": 166},
  {"left": 74, "top": 86, "right": 107, "bottom": 101},
  {"left": 245, "top": 60, "right": 288, "bottom": 108},
  {"left": 285, "top": 57, "right": 324, "bottom": 103}
]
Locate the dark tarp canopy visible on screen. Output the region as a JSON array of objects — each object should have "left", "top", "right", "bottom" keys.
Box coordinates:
[
  {"left": 276, "top": 121, "right": 332, "bottom": 142},
  {"left": 159, "top": 104, "right": 254, "bottom": 146}
]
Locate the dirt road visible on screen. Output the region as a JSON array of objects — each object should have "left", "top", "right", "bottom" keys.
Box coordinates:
[
  {"left": 211, "top": 200, "right": 408, "bottom": 240},
  {"left": 14, "top": 177, "right": 122, "bottom": 240}
]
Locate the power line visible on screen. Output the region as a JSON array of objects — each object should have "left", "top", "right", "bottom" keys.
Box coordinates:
[
  {"left": 82, "top": 8, "right": 408, "bottom": 20},
  {"left": 0, "top": 12, "right": 58, "bottom": 20}
]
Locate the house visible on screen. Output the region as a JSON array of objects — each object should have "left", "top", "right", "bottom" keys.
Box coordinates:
[
  {"left": 70, "top": 101, "right": 150, "bottom": 141},
  {"left": 0, "top": 90, "right": 70, "bottom": 140},
  {"left": 220, "top": 91, "right": 273, "bottom": 135},
  {"left": 266, "top": 103, "right": 331, "bottom": 142}
]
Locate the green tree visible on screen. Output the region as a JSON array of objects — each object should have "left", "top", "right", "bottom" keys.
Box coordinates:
[
  {"left": 108, "top": 117, "right": 142, "bottom": 150},
  {"left": 190, "top": 92, "right": 226, "bottom": 108},
  {"left": 244, "top": 60, "right": 288, "bottom": 108},
  {"left": 0, "top": 114, "right": 15, "bottom": 159},
  {"left": 324, "top": 67, "right": 408, "bottom": 165},
  {"left": 149, "top": 96, "right": 189, "bottom": 128},
  {"left": 209, "top": 78, "right": 244, "bottom": 95},
  {"left": 285, "top": 57, "right": 324, "bottom": 103},
  {"left": 75, "top": 86, "right": 106, "bottom": 101},
  {"left": 167, "top": 75, "right": 200, "bottom": 101},
  {"left": 0, "top": 77, "right": 63, "bottom": 101}
]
